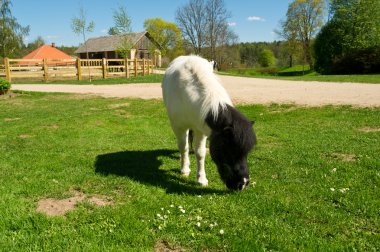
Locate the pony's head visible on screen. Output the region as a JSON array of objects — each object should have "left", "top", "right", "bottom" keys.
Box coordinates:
[{"left": 206, "top": 105, "right": 256, "bottom": 191}]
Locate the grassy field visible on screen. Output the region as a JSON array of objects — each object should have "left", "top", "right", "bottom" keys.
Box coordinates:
[
  {"left": 220, "top": 66, "right": 380, "bottom": 84},
  {"left": 0, "top": 92, "right": 379, "bottom": 251},
  {"left": 12, "top": 74, "right": 164, "bottom": 85}
]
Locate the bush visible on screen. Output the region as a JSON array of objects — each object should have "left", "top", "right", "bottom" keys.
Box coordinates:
[
  {"left": 0, "top": 79, "right": 11, "bottom": 91},
  {"left": 258, "top": 49, "right": 276, "bottom": 67},
  {"left": 331, "top": 47, "right": 380, "bottom": 74}
]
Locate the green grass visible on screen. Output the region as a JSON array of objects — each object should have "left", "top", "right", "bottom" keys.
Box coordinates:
[
  {"left": 220, "top": 66, "right": 380, "bottom": 83},
  {"left": 13, "top": 74, "right": 164, "bottom": 85},
  {"left": 0, "top": 92, "right": 379, "bottom": 251}
]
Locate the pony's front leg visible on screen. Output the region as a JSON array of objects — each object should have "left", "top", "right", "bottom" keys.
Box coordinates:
[
  {"left": 193, "top": 132, "right": 208, "bottom": 186},
  {"left": 175, "top": 129, "right": 191, "bottom": 176}
]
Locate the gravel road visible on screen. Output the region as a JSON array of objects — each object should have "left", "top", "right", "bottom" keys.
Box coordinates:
[{"left": 12, "top": 75, "right": 380, "bottom": 107}]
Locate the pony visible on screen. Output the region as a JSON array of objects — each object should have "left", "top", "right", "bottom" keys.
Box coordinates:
[{"left": 162, "top": 55, "right": 256, "bottom": 190}]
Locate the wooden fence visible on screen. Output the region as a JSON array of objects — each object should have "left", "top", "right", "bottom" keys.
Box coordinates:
[{"left": 1, "top": 58, "right": 154, "bottom": 82}]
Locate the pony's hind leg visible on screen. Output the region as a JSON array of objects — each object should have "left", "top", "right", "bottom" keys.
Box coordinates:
[
  {"left": 174, "top": 129, "right": 191, "bottom": 176},
  {"left": 193, "top": 131, "right": 208, "bottom": 186}
]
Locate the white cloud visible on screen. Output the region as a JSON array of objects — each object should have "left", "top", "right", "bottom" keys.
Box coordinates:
[
  {"left": 247, "top": 16, "right": 266, "bottom": 22},
  {"left": 228, "top": 22, "right": 237, "bottom": 27},
  {"left": 101, "top": 29, "right": 108, "bottom": 33}
]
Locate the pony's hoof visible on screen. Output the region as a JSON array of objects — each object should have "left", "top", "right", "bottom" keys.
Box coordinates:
[
  {"left": 197, "top": 178, "right": 208, "bottom": 186},
  {"left": 181, "top": 170, "right": 190, "bottom": 177}
]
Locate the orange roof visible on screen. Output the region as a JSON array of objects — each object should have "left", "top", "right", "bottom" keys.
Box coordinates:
[{"left": 23, "top": 44, "right": 73, "bottom": 60}]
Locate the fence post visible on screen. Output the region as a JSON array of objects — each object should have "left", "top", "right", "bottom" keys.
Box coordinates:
[
  {"left": 4, "top": 58, "right": 11, "bottom": 82},
  {"left": 142, "top": 59, "right": 146, "bottom": 76},
  {"left": 134, "top": 58, "right": 138, "bottom": 77},
  {"left": 102, "top": 58, "right": 107, "bottom": 79},
  {"left": 125, "top": 59, "right": 129, "bottom": 78},
  {"left": 77, "top": 58, "right": 82, "bottom": 80},
  {"left": 43, "top": 58, "right": 49, "bottom": 82}
]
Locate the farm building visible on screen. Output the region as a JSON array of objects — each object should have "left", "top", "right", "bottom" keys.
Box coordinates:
[
  {"left": 75, "top": 31, "right": 162, "bottom": 66},
  {"left": 22, "top": 43, "right": 74, "bottom": 64}
]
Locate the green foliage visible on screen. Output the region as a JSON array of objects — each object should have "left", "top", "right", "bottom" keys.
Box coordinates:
[
  {"left": 0, "top": 93, "right": 379, "bottom": 250},
  {"left": 115, "top": 36, "right": 134, "bottom": 59},
  {"left": 109, "top": 5, "right": 132, "bottom": 35},
  {"left": 71, "top": 6, "right": 95, "bottom": 59},
  {"left": 258, "top": 49, "right": 276, "bottom": 67},
  {"left": 0, "top": 78, "right": 11, "bottom": 90},
  {"left": 314, "top": 0, "right": 380, "bottom": 74},
  {"left": 281, "top": 0, "right": 327, "bottom": 68},
  {"left": 0, "top": 0, "right": 29, "bottom": 58},
  {"left": 143, "top": 18, "right": 184, "bottom": 60}
]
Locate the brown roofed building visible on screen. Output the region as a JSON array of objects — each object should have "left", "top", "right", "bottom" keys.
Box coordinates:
[
  {"left": 22, "top": 43, "right": 74, "bottom": 64},
  {"left": 74, "top": 31, "right": 162, "bottom": 66}
]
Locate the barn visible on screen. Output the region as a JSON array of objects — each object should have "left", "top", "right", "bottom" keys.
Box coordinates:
[{"left": 74, "top": 31, "right": 162, "bottom": 66}]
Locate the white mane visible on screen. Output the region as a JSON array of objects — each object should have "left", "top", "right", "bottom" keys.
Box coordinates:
[{"left": 163, "top": 55, "right": 233, "bottom": 121}]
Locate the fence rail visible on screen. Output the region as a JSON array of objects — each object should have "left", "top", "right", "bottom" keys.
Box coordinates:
[{"left": 2, "top": 58, "right": 154, "bottom": 82}]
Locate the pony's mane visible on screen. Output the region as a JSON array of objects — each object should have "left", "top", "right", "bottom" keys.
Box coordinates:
[{"left": 173, "top": 55, "right": 233, "bottom": 121}]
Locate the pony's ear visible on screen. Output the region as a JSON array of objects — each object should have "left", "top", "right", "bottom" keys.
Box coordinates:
[{"left": 223, "top": 126, "right": 233, "bottom": 136}]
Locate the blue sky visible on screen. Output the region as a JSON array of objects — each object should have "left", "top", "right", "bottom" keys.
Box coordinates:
[{"left": 12, "top": 0, "right": 294, "bottom": 47}]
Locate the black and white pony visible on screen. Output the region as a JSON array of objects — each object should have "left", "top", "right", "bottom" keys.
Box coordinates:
[{"left": 162, "top": 55, "right": 256, "bottom": 191}]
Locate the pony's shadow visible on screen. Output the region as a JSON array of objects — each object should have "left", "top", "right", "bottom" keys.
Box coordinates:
[{"left": 94, "top": 149, "right": 224, "bottom": 195}]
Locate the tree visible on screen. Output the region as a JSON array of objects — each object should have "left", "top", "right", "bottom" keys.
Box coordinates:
[
  {"left": 109, "top": 5, "right": 132, "bottom": 35},
  {"left": 258, "top": 49, "right": 276, "bottom": 67},
  {"left": 281, "top": 0, "right": 326, "bottom": 68},
  {"left": 27, "top": 36, "right": 45, "bottom": 49},
  {"left": 71, "top": 6, "right": 94, "bottom": 80},
  {"left": 110, "top": 5, "right": 133, "bottom": 59},
  {"left": 0, "top": 0, "right": 29, "bottom": 59},
  {"left": 314, "top": 0, "right": 380, "bottom": 74},
  {"left": 205, "top": 0, "right": 232, "bottom": 60},
  {"left": 144, "top": 18, "right": 183, "bottom": 60},
  {"left": 175, "top": 0, "right": 237, "bottom": 60},
  {"left": 175, "top": 0, "right": 206, "bottom": 54},
  {"left": 71, "top": 6, "right": 95, "bottom": 60}
]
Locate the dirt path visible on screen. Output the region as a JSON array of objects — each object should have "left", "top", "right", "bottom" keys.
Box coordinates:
[{"left": 12, "top": 75, "right": 380, "bottom": 107}]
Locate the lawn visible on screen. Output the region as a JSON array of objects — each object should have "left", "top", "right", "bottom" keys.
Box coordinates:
[
  {"left": 12, "top": 74, "right": 164, "bottom": 85},
  {"left": 220, "top": 66, "right": 380, "bottom": 84},
  {"left": 0, "top": 92, "right": 379, "bottom": 251}
]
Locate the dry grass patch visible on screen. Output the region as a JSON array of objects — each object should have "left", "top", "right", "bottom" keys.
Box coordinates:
[
  {"left": 4, "top": 117, "right": 21, "bottom": 121},
  {"left": 358, "top": 127, "right": 380, "bottom": 133},
  {"left": 154, "top": 240, "right": 184, "bottom": 252},
  {"left": 36, "top": 190, "right": 113, "bottom": 217},
  {"left": 328, "top": 153, "right": 358, "bottom": 162},
  {"left": 108, "top": 102, "right": 130, "bottom": 109}
]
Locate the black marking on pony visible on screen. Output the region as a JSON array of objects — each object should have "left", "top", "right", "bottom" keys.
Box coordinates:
[{"left": 205, "top": 104, "right": 256, "bottom": 190}]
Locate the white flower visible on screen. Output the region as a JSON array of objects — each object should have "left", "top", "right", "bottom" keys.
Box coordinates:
[
  {"left": 158, "top": 225, "right": 162, "bottom": 230},
  {"left": 156, "top": 213, "right": 162, "bottom": 218},
  {"left": 196, "top": 222, "right": 201, "bottom": 227},
  {"left": 178, "top": 205, "right": 183, "bottom": 209},
  {"left": 180, "top": 209, "right": 186, "bottom": 214},
  {"left": 170, "top": 204, "right": 174, "bottom": 208},
  {"left": 219, "top": 229, "right": 224, "bottom": 235},
  {"left": 339, "top": 188, "right": 349, "bottom": 193},
  {"left": 331, "top": 168, "right": 337, "bottom": 173},
  {"left": 330, "top": 188, "right": 335, "bottom": 192},
  {"left": 209, "top": 224, "right": 214, "bottom": 229},
  {"left": 161, "top": 208, "right": 164, "bottom": 211},
  {"left": 167, "top": 210, "right": 170, "bottom": 214},
  {"left": 196, "top": 216, "right": 203, "bottom": 221}
]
